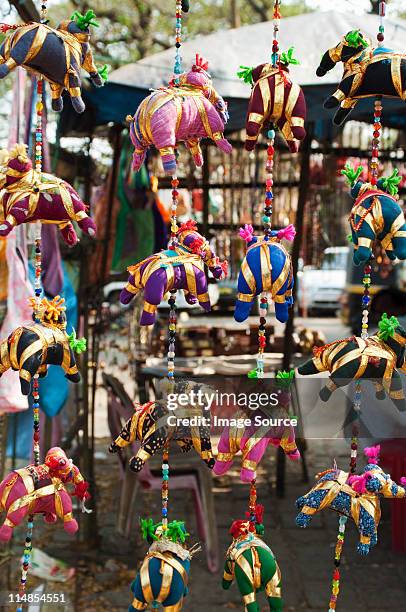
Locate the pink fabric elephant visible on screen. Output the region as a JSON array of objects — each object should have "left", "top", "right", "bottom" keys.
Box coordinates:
[
  {"left": 0, "top": 144, "right": 97, "bottom": 245},
  {"left": 214, "top": 408, "right": 300, "bottom": 482},
  {"left": 129, "top": 54, "right": 232, "bottom": 175},
  {"left": 0, "top": 447, "right": 90, "bottom": 542}
]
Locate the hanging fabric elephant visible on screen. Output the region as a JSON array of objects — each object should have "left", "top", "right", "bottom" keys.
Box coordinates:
[
  {"left": 342, "top": 164, "right": 406, "bottom": 264},
  {"left": 0, "top": 295, "right": 86, "bottom": 395},
  {"left": 238, "top": 48, "right": 306, "bottom": 152},
  {"left": 0, "top": 10, "right": 107, "bottom": 113},
  {"left": 234, "top": 224, "right": 295, "bottom": 324},
  {"left": 297, "top": 313, "right": 406, "bottom": 410},
  {"left": 296, "top": 445, "right": 406, "bottom": 555},
  {"left": 222, "top": 506, "right": 283, "bottom": 611},
  {"left": 214, "top": 406, "right": 300, "bottom": 483},
  {"left": 120, "top": 220, "right": 227, "bottom": 325},
  {"left": 0, "top": 447, "right": 90, "bottom": 542},
  {"left": 317, "top": 29, "right": 406, "bottom": 124},
  {"left": 128, "top": 54, "right": 232, "bottom": 175},
  {"left": 0, "top": 144, "right": 97, "bottom": 244},
  {"left": 130, "top": 519, "right": 199, "bottom": 611},
  {"left": 109, "top": 398, "right": 214, "bottom": 472}
]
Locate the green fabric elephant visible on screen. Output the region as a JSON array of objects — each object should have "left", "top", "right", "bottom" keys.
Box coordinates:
[{"left": 222, "top": 507, "right": 283, "bottom": 611}]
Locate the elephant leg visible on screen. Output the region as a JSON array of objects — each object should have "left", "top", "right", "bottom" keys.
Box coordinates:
[
  {"left": 38, "top": 364, "right": 48, "bottom": 378},
  {"left": 240, "top": 438, "right": 268, "bottom": 483},
  {"left": 274, "top": 301, "right": 289, "bottom": 323},
  {"left": 0, "top": 505, "right": 29, "bottom": 541},
  {"left": 334, "top": 100, "right": 358, "bottom": 126},
  {"left": 356, "top": 506, "right": 375, "bottom": 555},
  {"left": 295, "top": 488, "right": 330, "bottom": 527},
  {"left": 195, "top": 269, "right": 211, "bottom": 312},
  {"left": 159, "top": 146, "right": 177, "bottom": 176},
  {"left": 0, "top": 39, "right": 29, "bottom": 78},
  {"left": 213, "top": 429, "right": 234, "bottom": 476},
  {"left": 120, "top": 274, "right": 140, "bottom": 305},
  {"left": 319, "top": 363, "right": 357, "bottom": 402},
  {"left": 324, "top": 77, "right": 354, "bottom": 108},
  {"left": 190, "top": 427, "right": 214, "bottom": 468},
  {"left": 60, "top": 222, "right": 79, "bottom": 246},
  {"left": 67, "top": 70, "right": 85, "bottom": 113},
  {"left": 186, "top": 138, "right": 203, "bottom": 168},
  {"left": 244, "top": 86, "right": 264, "bottom": 151},
  {"left": 58, "top": 490, "right": 78, "bottom": 535},
  {"left": 353, "top": 234, "right": 374, "bottom": 265},
  {"left": 235, "top": 563, "right": 260, "bottom": 612},
  {"left": 76, "top": 210, "right": 97, "bottom": 238},
  {"left": 19, "top": 351, "right": 43, "bottom": 395},
  {"left": 183, "top": 290, "right": 197, "bottom": 305},
  {"left": 50, "top": 83, "right": 64, "bottom": 112},
  {"left": 392, "top": 230, "right": 406, "bottom": 260},
  {"left": 388, "top": 370, "right": 406, "bottom": 412},
  {"left": 234, "top": 296, "right": 255, "bottom": 323},
  {"left": 129, "top": 575, "right": 148, "bottom": 611},
  {"left": 129, "top": 430, "right": 166, "bottom": 472},
  {"left": 64, "top": 348, "right": 80, "bottom": 383},
  {"left": 140, "top": 273, "right": 167, "bottom": 325}
]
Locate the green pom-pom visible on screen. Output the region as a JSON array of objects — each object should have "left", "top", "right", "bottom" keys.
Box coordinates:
[
  {"left": 247, "top": 369, "right": 258, "bottom": 379},
  {"left": 347, "top": 233, "right": 353, "bottom": 243},
  {"left": 280, "top": 47, "right": 300, "bottom": 66},
  {"left": 276, "top": 369, "right": 295, "bottom": 388},
  {"left": 378, "top": 312, "right": 399, "bottom": 341},
  {"left": 256, "top": 523, "right": 265, "bottom": 536},
  {"left": 345, "top": 29, "right": 368, "bottom": 48},
  {"left": 381, "top": 168, "right": 402, "bottom": 196},
  {"left": 341, "top": 163, "right": 363, "bottom": 186},
  {"left": 98, "top": 64, "right": 109, "bottom": 82},
  {"left": 166, "top": 520, "right": 189, "bottom": 543},
  {"left": 71, "top": 9, "right": 99, "bottom": 30},
  {"left": 68, "top": 329, "right": 87, "bottom": 354},
  {"left": 140, "top": 518, "right": 160, "bottom": 541},
  {"left": 237, "top": 66, "right": 254, "bottom": 86}
]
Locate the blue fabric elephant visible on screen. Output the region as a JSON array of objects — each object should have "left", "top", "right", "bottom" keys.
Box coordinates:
[
  {"left": 234, "top": 225, "right": 295, "bottom": 324},
  {"left": 295, "top": 445, "right": 406, "bottom": 555},
  {"left": 129, "top": 519, "right": 196, "bottom": 611},
  {"left": 342, "top": 165, "right": 406, "bottom": 264}
]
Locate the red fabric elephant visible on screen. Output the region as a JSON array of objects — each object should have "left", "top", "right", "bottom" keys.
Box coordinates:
[{"left": 0, "top": 447, "right": 90, "bottom": 542}]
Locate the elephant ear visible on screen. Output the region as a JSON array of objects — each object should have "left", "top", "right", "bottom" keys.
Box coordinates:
[
  {"left": 166, "top": 520, "right": 190, "bottom": 543},
  {"left": 341, "top": 163, "right": 363, "bottom": 186},
  {"left": 237, "top": 66, "right": 254, "bottom": 86},
  {"left": 345, "top": 29, "right": 368, "bottom": 48},
  {"left": 276, "top": 369, "right": 295, "bottom": 388},
  {"left": 380, "top": 168, "right": 402, "bottom": 196},
  {"left": 140, "top": 517, "right": 160, "bottom": 541}
]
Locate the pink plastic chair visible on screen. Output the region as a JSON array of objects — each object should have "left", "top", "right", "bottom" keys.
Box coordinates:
[{"left": 103, "top": 373, "right": 219, "bottom": 573}]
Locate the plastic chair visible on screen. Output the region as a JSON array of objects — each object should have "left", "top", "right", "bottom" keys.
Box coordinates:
[
  {"left": 103, "top": 373, "right": 219, "bottom": 572},
  {"left": 379, "top": 438, "right": 406, "bottom": 553}
]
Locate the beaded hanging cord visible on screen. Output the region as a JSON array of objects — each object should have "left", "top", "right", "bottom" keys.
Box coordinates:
[{"left": 327, "top": 5, "right": 384, "bottom": 610}]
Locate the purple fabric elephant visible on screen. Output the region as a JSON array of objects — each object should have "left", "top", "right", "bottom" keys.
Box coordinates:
[
  {"left": 129, "top": 54, "right": 232, "bottom": 175},
  {"left": 120, "top": 220, "right": 228, "bottom": 325},
  {"left": 0, "top": 144, "right": 97, "bottom": 245}
]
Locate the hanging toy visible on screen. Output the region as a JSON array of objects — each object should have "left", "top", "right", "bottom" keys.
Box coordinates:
[
  {"left": 238, "top": 47, "right": 307, "bottom": 152},
  {"left": 214, "top": 407, "right": 300, "bottom": 482},
  {"left": 130, "top": 519, "right": 199, "bottom": 611},
  {"left": 128, "top": 54, "right": 232, "bottom": 175},
  {"left": 222, "top": 505, "right": 283, "bottom": 611},
  {"left": 316, "top": 29, "right": 406, "bottom": 125},
  {"left": 296, "top": 445, "right": 406, "bottom": 555},
  {"left": 0, "top": 446, "right": 90, "bottom": 542},
  {"left": 342, "top": 163, "right": 406, "bottom": 264},
  {"left": 120, "top": 220, "right": 227, "bottom": 325},
  {"left": 297, "top": 312, "right": 406, "bottom": 410},
  {"left": 234, "top": 224, "right": 295, "bottom": 324},
  {"left": 0, "top": 295, "right": 86, "bottom": 395},
  {"left": 0, "top": 144, "right": 97, "bottom": 244},
  {"left": 0, "top": 10, "right": 107, "bottom": 113},
  {"left": 109, "top": 397, "right": 214, "bottom": 471}
]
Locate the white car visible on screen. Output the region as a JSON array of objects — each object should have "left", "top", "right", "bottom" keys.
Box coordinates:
[{"left": 297, "top": 246, "right": 349, "bottom": 315}]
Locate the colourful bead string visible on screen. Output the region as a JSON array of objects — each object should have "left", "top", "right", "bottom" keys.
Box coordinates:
[
  {"left": 377, "top": 1, "right": 386, "bottom": 46},
  {"left": 174, "top": 0, "right": 183, "bottom": 83},
  {"left": 162, "top": 444, "right": 170, "bottom": 534},
  {"left": 370, "top": 99, "right": 382, "bottom": 187},
  {"left": 248, "top": 480, "right": 257, "bottom": 521},
  {"left": 272, "top": 0, "right": 281, "bottom": 66}
]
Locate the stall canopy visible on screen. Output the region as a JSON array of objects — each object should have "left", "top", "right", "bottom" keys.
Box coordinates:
[{"left": 59, "top": 10, "right": 406, "bottom": 136}]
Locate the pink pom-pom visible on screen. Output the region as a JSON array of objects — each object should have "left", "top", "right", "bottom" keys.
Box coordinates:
[
  {"left": 239, "top": 224, "right": 254, "bottom": 242},
  {"left": 348, "top": 474, "right": 368, "bottom": 494},
  {"left": 277, "top": 224, "right": 296, "bottom": 242},
  {"left": 364, "top": 444, "right": 380, "bottom": 464},
  {"left": 400, "top": 477, "right": 406, "bottom": 487}
]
